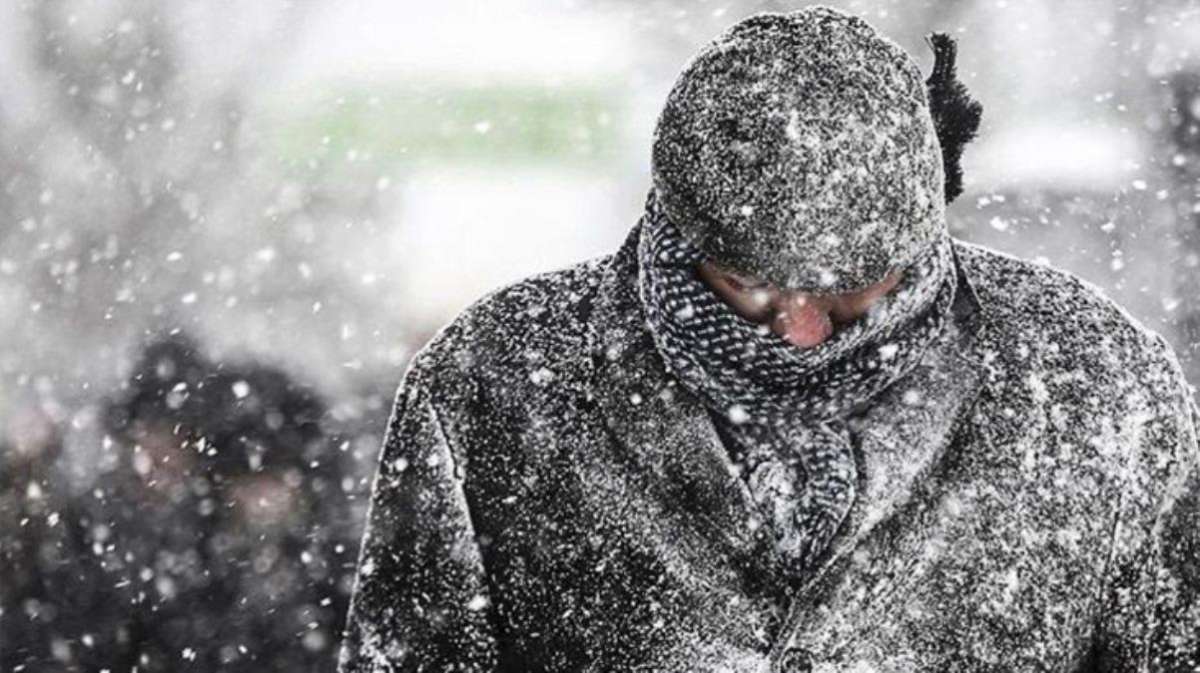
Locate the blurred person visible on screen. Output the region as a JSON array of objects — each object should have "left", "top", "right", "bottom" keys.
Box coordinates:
[
  {"left": 339, "top": 7, "right": 1200, "bottom": 672},
  {"left": 1, "top": 335, "right": 360, "bottom": 672}
]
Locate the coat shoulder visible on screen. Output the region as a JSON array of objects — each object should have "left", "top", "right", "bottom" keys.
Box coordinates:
[
  {"left": 953, "top": 238, "right": 1177, "bottom": 376},
  {"left": 952, "top": 239, "right": 1194, "bottom": 502},
  {"left": 406, "top": 253, "right": 611, "bottom": 392}
]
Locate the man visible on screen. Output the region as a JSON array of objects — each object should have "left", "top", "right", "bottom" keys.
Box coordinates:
[{"left": 339, "top": 6, "right": 1200, "bottom": 671}]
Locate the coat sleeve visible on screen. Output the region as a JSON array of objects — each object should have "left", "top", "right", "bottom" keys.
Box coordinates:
[
  {"left": 337, "top": 352, "right": 500, "bottom": 673},
  {"left": 1091, "top": 335, "right": 1200, "bottom": 670}
]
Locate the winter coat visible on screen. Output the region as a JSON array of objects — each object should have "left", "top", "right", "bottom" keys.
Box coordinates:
[{"left": 337, "top": 223, "right": 1200, "bottom": 672}]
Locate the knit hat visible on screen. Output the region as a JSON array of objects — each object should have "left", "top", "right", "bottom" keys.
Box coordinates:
[{"left": 651, "top": 6, "right": 945, "bottom": 293}]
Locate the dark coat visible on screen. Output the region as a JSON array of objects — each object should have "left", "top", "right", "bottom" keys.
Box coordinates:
[{"left": 338, "top": 224, "right": 1200, "bottom": 672}]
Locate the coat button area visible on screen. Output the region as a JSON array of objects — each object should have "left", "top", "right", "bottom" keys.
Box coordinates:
[{"left": 776, "top": 645, "right": 815, "bottom": 673}]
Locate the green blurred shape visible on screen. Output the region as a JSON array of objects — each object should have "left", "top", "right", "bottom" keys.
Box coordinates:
[{"left": 275, "top": 82, "right": 623, "bottom": 167}]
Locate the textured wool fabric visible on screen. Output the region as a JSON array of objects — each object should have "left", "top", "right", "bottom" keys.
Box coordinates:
[
  {"left": 637, "top": 188, "right": 956, "bottom": 575},
  {"left": 652, "top": 6, "right": 945, "bottom": 293},
  {"left": 338, "top": 227, "right": 1200, "bottom": 671}
]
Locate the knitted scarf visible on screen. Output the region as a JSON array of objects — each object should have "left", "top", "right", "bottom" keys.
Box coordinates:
[{"left": 636, "top": 190, "right": 958, "bottom": 577}]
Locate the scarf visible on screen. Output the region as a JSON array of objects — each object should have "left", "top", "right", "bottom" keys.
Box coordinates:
[{"left": 636, "top": 189, "right": 958, "bottom": 577}]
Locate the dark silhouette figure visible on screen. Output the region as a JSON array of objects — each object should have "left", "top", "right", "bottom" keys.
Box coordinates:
[{"left": 2, "top": 334, "right": 363, "bottom": 672}]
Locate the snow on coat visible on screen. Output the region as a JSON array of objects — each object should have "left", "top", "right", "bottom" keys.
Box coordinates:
[{"left": 337, "top": 222, "right": 1200, "bottom": 672}]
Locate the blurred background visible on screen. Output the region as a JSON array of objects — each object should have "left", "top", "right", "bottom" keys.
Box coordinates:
[{"left": 2, "top": 0, "right": 1200, "bottom": 670}]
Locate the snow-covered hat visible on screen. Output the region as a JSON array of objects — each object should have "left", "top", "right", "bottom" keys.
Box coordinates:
[{"left": 651, "top": 6, "right": 946, "bottom": 293}]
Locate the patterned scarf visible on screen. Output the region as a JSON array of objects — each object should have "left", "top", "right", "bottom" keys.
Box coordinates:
[{"left": 636, "top": 190, "right": 958, "bottom": 576}]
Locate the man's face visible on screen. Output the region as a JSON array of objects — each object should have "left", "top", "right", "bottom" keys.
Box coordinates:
[{"left": 696, "top": 261, "right": 903, "bottom": 348}]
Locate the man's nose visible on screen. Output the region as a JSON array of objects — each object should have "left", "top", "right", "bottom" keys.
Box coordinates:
[{"left": 771, "top": 292, "right": 834, "bottom": 348}]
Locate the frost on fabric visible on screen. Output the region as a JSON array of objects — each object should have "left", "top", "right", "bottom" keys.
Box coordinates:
[
  {"left": 338, "top": 347, "right": 501, "bottom": 672},
  {"left": 776, "top": 243, "right": 1200, "bottom": 669},
  {"left": 338, "top": 226, "right": 1200, "bottom": 671}
]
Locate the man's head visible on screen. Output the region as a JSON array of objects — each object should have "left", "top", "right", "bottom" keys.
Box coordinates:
[{"left": 651, "top": 6, "right": 946, "bottom": 295}]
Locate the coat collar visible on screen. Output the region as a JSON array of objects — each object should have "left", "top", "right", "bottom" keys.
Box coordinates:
[{"left": 586, "top": 221, "right": 991, "bottom": 650}]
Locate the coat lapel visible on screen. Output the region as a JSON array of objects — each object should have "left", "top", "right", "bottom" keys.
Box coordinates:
[
  {"left": 588, "top": 223, "right": 782, "bottom": 578},
  {"left": 587, "top": 223, "right": 992, "bottom": 651}
]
